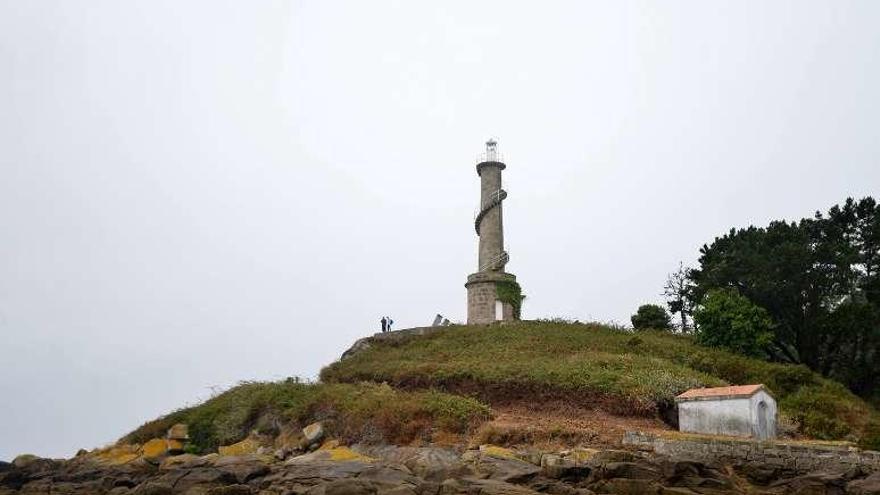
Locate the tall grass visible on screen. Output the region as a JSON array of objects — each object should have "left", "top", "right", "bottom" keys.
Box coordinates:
[
  {"left": 122, "top": 381, "right": 491, "bottom": 453},
  {"left": 321, "top": 321, "right": 877, "bottom": 444}
]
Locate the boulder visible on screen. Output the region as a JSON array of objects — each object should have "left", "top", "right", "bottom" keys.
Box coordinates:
[
  {"left": 593, "top": 462, "right": 661, "bottom": 481},
  {"left": 479, "top": 445, "right": 520, "bottom": 460},
  {"left": 739, "top": 462, "right": 785, "bottom": 485},
  {"left": 356, "top": 465, "right": 421, "bottom": 490},
  {"left": 439, "top": 478, "right": 463, "bottom": 494},
  {"left": 353, "top": 445, "right": 468, "bottom": 481},
  {"left": 287, "top": 446, "right": 375, "bottom": 464},
  {"left": 142, "top": 439, "right": 170, "bottom": 461},
  {"left": 9, "top": 454, "right": 57, "bottom": 474},
  {"left": 218, "top": 438, "right": 262, "bottom": 457},
  {"left": 158, "top": 453, "right": 204, "bottom": 470},
  {"left": 167, "top": 423, "right": 189, "bottom": 441},
  {"left": 658, "top": 459, "right": 732, "bottom": 490},
  {"left": 274, "top": 424, "right": 306, "bottom": 457},
  {"left": 213, "top": 455, "right": 271, "bottom": 483},
  {"left": 380, "top": 487, "right": 417, "bottom": 495},
  {"left": 165, "top": 439, "right": 185, "bottom": 455},
  {"left": 465, "top": 479, "right": 544, "bottom": 494},
  {"left": 0, "top": 469, "right": 25, "bottom": 492},
  {"left": 540, "top": 454, "right": 591, "bottom": 481},
  {"left": 306, "top": 478, "right": 378, "bottom": 495},
  {"left": 849, "top": 472, "right": 880, "bottom": 494},
  {"left": 166, "top": 467, "right": 237, "bottom": 493},
  {"left": 591, "top": 478, "right": 661, "bottom": 494},
  {"left": 770, "top": 472, "right": 847, "bottom": 494},
  {"left": 10, "top": 455, "right": 39, "bottom": 470},
  {"left": 280, "top": 459, "right": 374, "bottom": 485},
  {"left": 92, "top": 444, "right": 142, "bottom": 466},
  {"left": 131, "top": 482, "right": 173, "bottom": 495},
  {"left": 472, "top": 456, "right": 541, "bottom": 484},
  {"left": 303, "top": 422, "right": 325, "bottom": 447}
]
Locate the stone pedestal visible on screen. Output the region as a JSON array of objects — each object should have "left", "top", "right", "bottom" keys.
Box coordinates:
[{"left": 465, "top": 271, "right": 517, "bottom": 325}]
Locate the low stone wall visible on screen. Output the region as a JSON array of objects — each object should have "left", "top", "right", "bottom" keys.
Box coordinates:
[{"left": 623, "top": 431, "right": 880, "bottom": 474}]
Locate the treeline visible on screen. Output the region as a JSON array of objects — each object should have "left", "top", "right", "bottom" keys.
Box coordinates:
[{"left": 635, "top": 197, "right": 880, "bottom": 403}]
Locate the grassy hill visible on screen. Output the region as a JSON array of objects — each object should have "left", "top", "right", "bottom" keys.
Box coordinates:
[
  {"left": 125, "top": 321, "right": 879, "bottom": 453},
  {"left": 321, "top": 321, "right": 879, "bottom": 446},
  {"left": 123, "top": 381, "right": 490, "bottom": 453}
]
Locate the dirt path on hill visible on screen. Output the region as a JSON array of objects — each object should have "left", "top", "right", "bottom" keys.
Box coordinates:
[{"left": 479, "top": 400, "right": 672, "bottom": 449}]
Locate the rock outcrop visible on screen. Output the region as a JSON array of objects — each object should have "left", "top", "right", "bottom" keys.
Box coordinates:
[{"left": 3, "top": 442, "right": 879, "bottom": 495}]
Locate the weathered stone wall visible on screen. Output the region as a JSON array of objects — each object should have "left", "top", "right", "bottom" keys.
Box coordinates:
[
  {"left": 465, "top": 272, "right": 517, "bottom": 325},
  {"left": 467, "top": 280, "right": 497, "bottom": 325},
  {"left": 623, "top": 431, "right": 880, "bottom": 474}
]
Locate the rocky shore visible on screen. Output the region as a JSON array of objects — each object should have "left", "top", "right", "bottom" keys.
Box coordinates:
[{"left": 3, "top": 440, "right": 880, "bottom": 495}]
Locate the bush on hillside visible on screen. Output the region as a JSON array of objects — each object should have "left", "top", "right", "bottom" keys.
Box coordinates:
[
  {"left": 693, "top": 289, "right": 774, "bottom": 358},
  {"left": 687, "top": 197, "right": 880, "bottom": 399},
  {"left": 631, "top": 304, "right": 672, "bottom": 331},
  {"left": 122, "top": 381, "right": 491, "bottom": 453}
]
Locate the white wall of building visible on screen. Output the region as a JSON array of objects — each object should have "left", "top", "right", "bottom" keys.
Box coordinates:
[
  {"left": 677, "top": 392, "right": 777, "bottom": 439},
  {"left": 678, "top": 397, "right": 753, "bottom": 437},
  {"left": 749, "top": 390, "right": 777, "bottom": 440}
]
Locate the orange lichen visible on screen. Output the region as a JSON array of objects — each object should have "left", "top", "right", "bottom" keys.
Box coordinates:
[
  {"left": 218, "top": 438, "right": 261, "bottom": 456},
  {"left": 142, "top": 438, "right": 169, "bottom": 459}
]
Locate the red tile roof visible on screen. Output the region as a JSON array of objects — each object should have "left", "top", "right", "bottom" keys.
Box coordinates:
[{"left": 676, "top": 384, "right": 767, "bottom": 401}]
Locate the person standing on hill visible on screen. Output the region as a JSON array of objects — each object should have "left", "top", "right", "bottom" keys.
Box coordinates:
[
  {"left": 387, "top": 316, "right": 394, "bottom": 332},
  {"left": 380, "top": 316, "right": 387, "bottom": 333}
]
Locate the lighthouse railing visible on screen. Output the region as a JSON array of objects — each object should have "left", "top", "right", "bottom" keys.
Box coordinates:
[
  {"left": 473, "top": 185, "right": 508, "bottom": 220},
  {"left": 476, "top": 152, "right": 505, "bottom": 164}
]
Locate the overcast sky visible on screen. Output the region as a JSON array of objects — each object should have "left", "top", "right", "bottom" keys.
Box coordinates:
[{"left": 1, "top": 0, "right": 878, "bottom": 461}]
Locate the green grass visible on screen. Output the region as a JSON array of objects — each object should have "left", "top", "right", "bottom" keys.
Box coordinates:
[
  {"left": 320, "top": 321, "right": 878, "bottom": 445},
  {"left": 122, "top": 380, "right": 491, "bottom": 453}
]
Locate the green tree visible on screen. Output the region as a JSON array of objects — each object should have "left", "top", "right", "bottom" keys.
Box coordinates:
[
  {"left": 631, "top": 304, "right": 672, "bottom": 331},
  {"left": 663, "top": 262, "right": 696, "bottom": 333},
  {"left": 693, "top": 289, "right": 774, "bottom": 357},
  {"left": 687, "top": 197, "right": 880, "bottom": 400}
]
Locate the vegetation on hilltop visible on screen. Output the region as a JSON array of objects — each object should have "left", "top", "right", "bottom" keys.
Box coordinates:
[
  {"left": 680, "top": 197, "right": 880, "bottom": 401},
  {"left": 321, "top": 321, "right": 879, "bottom": 446},
  {"left": 122, "top": 381, "right": 491, "bottom": 454},
  {"left": 631, "top": 304, "right": 672, "bottom": 331}
]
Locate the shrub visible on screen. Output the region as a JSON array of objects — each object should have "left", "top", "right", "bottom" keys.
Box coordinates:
[
  {"left": 122, "top": 381, "right": 491, "bottom": 453},
  {"left": 495, "top": 280, "right": 525, "bottom": 319},
  {"left": 631, "top": 304, "right": 672, "bottom": 331},
  {"left": 778, "top": 383, "right": 864, "bottom": 440},
  {"left": 693, "top": 289, "right": 774, "bottom": 357}
]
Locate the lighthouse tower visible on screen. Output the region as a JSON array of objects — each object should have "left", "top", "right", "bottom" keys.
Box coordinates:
[{"left": 466, "top": 139, "right": 521, "bottom": 324}]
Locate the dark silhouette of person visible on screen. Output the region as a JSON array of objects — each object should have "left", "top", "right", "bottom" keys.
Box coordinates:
[{"left": 380, "top": 316, "right": 387, "bottom": 333}]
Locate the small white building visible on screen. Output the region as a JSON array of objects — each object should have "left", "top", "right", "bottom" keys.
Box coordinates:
[{"left": 675, "top": 384, "right": 777, "bottom": 440}]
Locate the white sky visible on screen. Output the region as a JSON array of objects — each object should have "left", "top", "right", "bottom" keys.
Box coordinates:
[{"left": 1, "top": 0, "right": 878, "bottom": 460}]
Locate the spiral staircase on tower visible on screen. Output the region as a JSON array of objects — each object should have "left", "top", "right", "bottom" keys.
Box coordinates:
[{"left": 474, "top": 187, "right": 509, "bottom": 272}]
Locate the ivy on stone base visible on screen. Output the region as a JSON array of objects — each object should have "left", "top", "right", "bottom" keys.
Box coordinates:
[{"left": 495, "top": 280, "right": 525, "bottom": 319}]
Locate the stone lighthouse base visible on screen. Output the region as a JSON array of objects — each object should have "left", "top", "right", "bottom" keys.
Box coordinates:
[{"left": 465, "top": 271, "right": 518, "bottom": 325}]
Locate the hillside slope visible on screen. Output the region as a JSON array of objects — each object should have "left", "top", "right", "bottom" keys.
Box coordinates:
[
  {"left": 321, "top": 321, "right": 879, "bottom": 446},
  {"left": 123, "top": 381, "right": 491, "bottom": 453}
]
